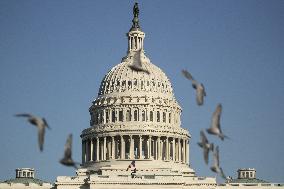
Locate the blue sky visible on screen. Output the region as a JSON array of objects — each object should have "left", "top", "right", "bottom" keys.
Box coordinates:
[{"left": 0, "top": 0, "right": 283, "bottom": 183}]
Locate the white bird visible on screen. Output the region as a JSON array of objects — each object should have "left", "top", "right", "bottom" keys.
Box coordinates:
[
  {"left": 128, "top": 50, "right": 150, "bottom": 74},
  {"left": 60, "top": 134, "right": 79, "bottom": 169},
  {"left": 181, "top": 69, "right": 206, "bottom": 106},
  {"left": 210, "top": 146, "right": 226, "bottom": 180},
  {"left": 207, "top": 103, "right": 228, "bottom": 140},
  {"left": 15, "top": 113, "right": 50, "bottom": 152},
  {"left": 197, "top": 130, "right": 214, "bottom": 165}
]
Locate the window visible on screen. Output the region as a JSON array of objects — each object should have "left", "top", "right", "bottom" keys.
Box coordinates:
[
  {"left": 142, "top": 110, "right": 145, "bottom": 121},
  {"left": 126, "top": 110, "right": 131, "bottom": 121},
  {"left": 163, "top": 112, "right": 166, "bottom": 123},
  {"left": 150, "top": 111, "right": 153, "bottom": 122},
  {"left": 106, "top": 110, "right": 109, "bottom": 123},
  {"left": 157, "top": 111, "right": 160, "bottom": 122},
  {"left": 119, "top": 110, "right": 123, "bottom": 122},
  {"left": 134, "top": 110, "right": 138, "bottom": 121},
  {"left": 94, "top": 112, "right": 98, "bottom": 124},
  {"left": 169, "top": 113, "right": 171, "bottom": 123},
  {"left": 112, "top": 110, "right": 115, "bottom": 123},
  {"left": 128, "top": 81, "right": 132, "bottom": 89},
  {"left": 100, "top": 110, "right": 104, "bottom": 123}
]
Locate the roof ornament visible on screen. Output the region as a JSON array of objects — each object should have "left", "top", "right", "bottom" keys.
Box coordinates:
[{"left": 131, "top": 2, "right": 140, "bottom": 30}]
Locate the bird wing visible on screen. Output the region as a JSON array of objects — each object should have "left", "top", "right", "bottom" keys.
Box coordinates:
[
  {"left": 219, "top": 167, "right": 227, "bottom": 180},
  {"left": 215, "top": 146, "right": 220, "bottom": 167},
  {"left": 133, "top": 50, "right": 143, "bottom": 67},
  {"left": 128, "top": 50, "right": 150, "bottom": 74},
  {"left": 38, "top": 126, "right": 45, "bottom": 151},
  {"left": 203, "top": 146, "right": 210, "bottom": 165},
  {"left": 200, "top": 130, "right": 208, "bottom": 144},
  {"left": 15, "top": 113, "right": 33, "bottom": 118},
  {"left": 201, "top": 83, "right": 206, "bottom": 96},
  {"left": 211, "top": 104, "right": 222, "bottom": 130},
  {"left": 181, "top": 69, "right": 194, "bottom": 81},
  {"left": 64, "top": 134, "right": 72, "bottom": 159},
  {"left": 196, "top": 85, "right": 205, "bottom": 105},
  {"left": 42, "top": 118, "right": 50, "bottom": 129}
]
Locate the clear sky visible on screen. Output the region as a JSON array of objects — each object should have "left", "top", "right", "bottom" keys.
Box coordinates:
[{"left": 0, "top": 0, "right": 283, "bottom": 184}]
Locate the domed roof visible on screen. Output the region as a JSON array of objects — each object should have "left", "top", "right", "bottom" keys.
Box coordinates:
[{"left": 97, "top": 51, "right": 175, "bottom": 100}]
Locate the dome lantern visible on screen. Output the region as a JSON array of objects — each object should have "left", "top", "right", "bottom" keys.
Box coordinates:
[{"left": 127, "top": 2, "right": 145, "bottom": 52}]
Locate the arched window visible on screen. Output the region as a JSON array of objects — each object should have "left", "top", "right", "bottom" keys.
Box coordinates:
[
  {"left": 134, "top": 110, "right": 138, "bottom": 121},
  {"left": 150, "top": 111, "right": 153, "bottom": 122},
  {"left": 141, "top": 81, "right": 144, "bottom": 89},
  {"left": 142, "top": 110, "right": 145, "bottom": 121},
  {"left": 163, "top": 112, "right": 166, "bottom": 123},
  {"left": 112, "top": 109, "right": 115, "bottom": 123},
  {"left": 157, "top": 111, "right": 160, "bottom": 122},
  {"left": 126, "top": 110, "right": 131, "bottom": 121},
  {"left": 94, "top": 112, "right": 98, "bottom": 124},
  {"left": 128, "top": 81, "right": 132, "bottom": 89},
  {"left": 169, "top": 113, "right": 171, "bottom": 123},
  {"left": 105, "top": 109, "right": 109, "bottom": 123},
  {"left": 119, "top": 110, "right": 123, "bottom": 122}
]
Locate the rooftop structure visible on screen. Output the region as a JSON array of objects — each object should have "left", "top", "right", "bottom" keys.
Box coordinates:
[{"left": 0, "top": 168, "right": 52, "bottom": 189}]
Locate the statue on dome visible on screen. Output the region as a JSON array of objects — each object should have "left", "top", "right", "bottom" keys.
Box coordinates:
[
  {"left": 133, "top": 2, "right": 139, "bottom": 18},
  {"left": 132, "top": 2, "right": 140, "bottom": 29}
]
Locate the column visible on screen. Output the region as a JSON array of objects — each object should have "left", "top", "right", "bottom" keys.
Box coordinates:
[
  {"left": 120, "top": 135, "right": 124, "bottom": 159},
  {"left": 139, "top": 135, "right": 142, "bottom": 159},
  {"left": 157, "top": 136, "right": 161, "bottom": 160},
  {"left": 172, "top": 138, "right": 175, "bottom": 161},
  {"left": 128, "top": 37, "right": 131, "bottom": 51},
  {"left": 131, "top": 37, "right": 134, "bottom": 50},
  {"left": 103, "top": 137, "right": 107, "bottom": 160},
  {"left": 183, "top": 139, "right": 186, "bottom": 163},
  {"left": 155, "top": 137, "right": 158, "bottom": 160},
  {"left": 186, "top": 139, "right": 190, "bottom": 165},
  {"left": 165, "top": 137, "right": 168, "bottom": 160},
  {"left": 130, "top": 135, "right": 134, "bottom": 159},
  {"left": 96, "top": 137, "right": 100, "bottom": 161},
  {"left": 149, "top": 136, "right": 152, "bottom": 159},
  {"left": 111, "top": 136, "right": 115, "bottom": 159},
  {"left": 90, "top": 139, "right": 94, "bottom": 161},
  {"left": 82, "top": 140, "right": 86, "bottom": 163},
  {"left": 178, "top": 138, "right": 181, "bottom": 162},
  {"left": 85, "top": 140, "right": 89, "bottom": 162}
]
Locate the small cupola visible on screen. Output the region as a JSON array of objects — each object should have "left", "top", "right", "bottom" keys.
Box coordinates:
[
  {"left": 127, "top": 2, "right": 145, "bottom": 52},
  {"left": 237, "top": 168, "right": 256, "bottom": 179},
  {"left": 15, "top": 168, "right": 35, "bottom": 178}
]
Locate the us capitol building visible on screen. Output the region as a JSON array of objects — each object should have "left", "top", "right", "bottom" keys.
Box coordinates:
[{"left": 1, "top": 3, "right": 283, "bottom": 189}]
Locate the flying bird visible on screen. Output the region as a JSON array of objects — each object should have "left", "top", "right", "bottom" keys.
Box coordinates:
[
  {"left": 15, "top": 113, "right": 50, "bottom": 151},
  {"left": 181, "top": 69, "right": 206, "bottom": 106},
  {"left": 59, "top": 134, "right": 79, "bottom": 169},
  {"left": 197, "top": 130, "right": 214, "bottom": 165},
  {"left": 207, "top": 103, "right": 228, "bottom": 140},
  {"left": 128, "top": 50, "right": 150, "bottom": 74},
  {"left": 210, "top": 146, "right": 227, "bottom": 180}
]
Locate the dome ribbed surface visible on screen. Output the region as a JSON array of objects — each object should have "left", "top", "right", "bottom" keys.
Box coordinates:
[{"left": 98, "top": 52, "right": 174, "bottom": 99}]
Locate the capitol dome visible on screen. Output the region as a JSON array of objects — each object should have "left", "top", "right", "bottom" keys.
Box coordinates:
[
  {"left": 97, "top": 51, "right": 174, "bottom": 100},
  {"left": 80, "top": 3, "right": 192, "bottom": 174}
]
